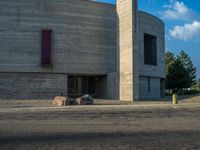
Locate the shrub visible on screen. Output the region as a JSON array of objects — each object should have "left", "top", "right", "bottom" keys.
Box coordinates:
[{"left": 184, "top": 90, "right": 200, "bottom": 95}]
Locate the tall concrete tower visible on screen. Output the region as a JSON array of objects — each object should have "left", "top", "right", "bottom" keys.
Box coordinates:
[{"left": 117, "top": 0, "right": 139, "bottom": 101}]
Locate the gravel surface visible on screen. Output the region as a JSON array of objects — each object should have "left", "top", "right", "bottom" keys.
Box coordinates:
[{"left": 0, "top": 106, "right": 200, "bottom": 150}]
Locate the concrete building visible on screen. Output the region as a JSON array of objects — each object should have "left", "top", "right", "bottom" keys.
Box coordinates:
[{"left": 0, "top": 0, "right": 165, "bottom": 101}]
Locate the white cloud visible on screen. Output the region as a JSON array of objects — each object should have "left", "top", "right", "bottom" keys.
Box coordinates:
[
  {"left": 162, "top": 1, "right": 194, "bottom": 21},
  {"left": 162, "top": 1, "right": 200, "bottom": 41},
  {"left": 169, "top": 21, "right": 200, "bottom": 41}
]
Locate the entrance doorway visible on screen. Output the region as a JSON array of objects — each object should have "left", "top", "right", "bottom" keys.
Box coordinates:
[{"left": 68, "top": 75, "right": 106, "bottom": 98}]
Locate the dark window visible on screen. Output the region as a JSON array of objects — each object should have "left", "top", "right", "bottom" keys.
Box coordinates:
[
  {"left": 148, "top": 77, "right": 150, "bottom": 93},
  {"left": 42, "top": 30, "right": 52, "bottom": 66},
  {"left": 144, "top": 33, "right": 157, "bottom": 65},
  {"left": 160, "top": 78, "right": 165, "bottom": 97},
  {"left": 68, "top": 76, "right": 97, "bottom": 98}
]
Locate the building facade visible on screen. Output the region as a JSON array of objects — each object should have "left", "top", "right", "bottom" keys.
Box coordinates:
[{"left": 0, "top": 0, "right": 165, "bottom": 101}]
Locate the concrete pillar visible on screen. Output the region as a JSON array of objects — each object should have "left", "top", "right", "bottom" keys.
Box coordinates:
[{"left": 117, "top": 0, "right": 139, "bottom": 101}]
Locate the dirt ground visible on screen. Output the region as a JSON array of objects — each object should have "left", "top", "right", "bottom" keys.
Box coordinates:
[{"left": 0, "top": 105, "right": 200, "bottom": 150}]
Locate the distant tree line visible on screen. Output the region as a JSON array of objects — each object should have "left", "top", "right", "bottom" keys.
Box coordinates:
[{"left": 165, "top": 50, "right": 197, "bottom": 94}]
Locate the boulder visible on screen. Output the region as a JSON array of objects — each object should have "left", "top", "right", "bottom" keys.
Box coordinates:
[
  {"left": 52, "top": 96, "right": 67, "bottom": 106},
  {"left": 53, "top": 96, "right": 78, "bottom": 106},
  {"left": 77, "top": 94, "right": 94, "bottom": 105},
  {"left": 66, "top": 98, "right": 78, "bottom": 105}
]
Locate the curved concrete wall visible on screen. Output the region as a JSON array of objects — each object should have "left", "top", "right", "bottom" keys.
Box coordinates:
[
  {"left": 0, "top": 0, "right": 117, "bottom": 74},
  {"left": 138, "top": 11, "right": 165, "bottom": 78},
  {"left": 0, "top": 1, "right": 165, "bottom": 100},
  {"left": 138, "top": 11, "right": 165, "bottom": 99}
]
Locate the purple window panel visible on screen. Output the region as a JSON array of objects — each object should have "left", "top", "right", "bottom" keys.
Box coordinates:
[{"left": 42, "top": 30, "right": 52, "bottom": 65}]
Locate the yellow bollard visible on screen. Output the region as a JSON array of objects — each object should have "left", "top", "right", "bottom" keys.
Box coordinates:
[{"left": 172, "top": 94, "right": 178, "bottom": 105}]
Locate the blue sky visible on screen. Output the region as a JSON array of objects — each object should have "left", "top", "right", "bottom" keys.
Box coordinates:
[{"left": 97, "top": 0, "right": 200, "bottom": 78}]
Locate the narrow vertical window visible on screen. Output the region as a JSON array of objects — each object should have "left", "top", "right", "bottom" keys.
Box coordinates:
[
  {"left": 42, "top": 30, "right": 52, "bottom": 66},
  {"left": 148, "top": 77, "right": 150, "bottom": 93},
  {"left": 144, "top": 33, "right": 157, "bottom": 66}
]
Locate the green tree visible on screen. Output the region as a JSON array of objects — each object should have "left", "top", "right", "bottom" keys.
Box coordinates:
[
  {"left": 165, "top": 51, "right": 175, "bottom": 71},
  {"left": 165, "top": 51, "right": 175, "bottom": 89},
  {"left": 166, "top": 58, "right": 190, "bottom": 92},
  {"left": 165, "top": 51, "right": 197, "bottom": 93},
  {"left": 165, "top": 51, "right": 175, "bottom": 65},
  {"left": 177, "top": 51, "right": 196, "bottom": 86},
  {"left": 197, "top": 78, "right": 200, "bottom": 90}
]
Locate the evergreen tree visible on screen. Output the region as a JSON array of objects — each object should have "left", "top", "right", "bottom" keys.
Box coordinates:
[
  {"left": 165, "top": 51, "right": 175, "bottom": 89},
  {"left": 198, "top": 78, "right": 200, "bottom": 90},
  {"left": 177, "top": 51, "right": 196, "bottom": 86},
  {"left": 165, "top": 51, "right": 197, "bottom": 93},
  {"left": 165, "top": 51, "right": 175, "bottom": 65},
  {"left": 166, "top": 58, "right": 190, "bottom": 91}
]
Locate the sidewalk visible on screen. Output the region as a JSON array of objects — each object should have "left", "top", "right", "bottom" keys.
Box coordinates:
[
  {"left": 0, "top": 94, "right": 199, "bottom": 112},
  {"left": 0, "top": 101, "right": 200, "bottom": 113}
]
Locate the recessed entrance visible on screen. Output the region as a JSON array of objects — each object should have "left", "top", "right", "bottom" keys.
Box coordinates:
[{"left": 68, "top": 75, "right": 106, "bottom": 98}]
